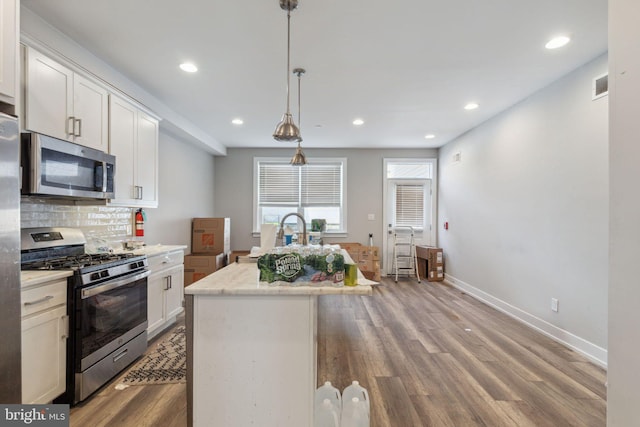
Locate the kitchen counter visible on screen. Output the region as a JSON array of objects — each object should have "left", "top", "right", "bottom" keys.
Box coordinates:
[
  {"left": 185, "top": 261, "right": 373, "bottom": 296},
  {"left": 185, "top": 261, "right": 372, "bottom": 427},
  {"left": 21, "top": 270, "right": 74, "bottom": 288},
  {"left": 117, "top": 244, "right": 187, "bottom": 257}
]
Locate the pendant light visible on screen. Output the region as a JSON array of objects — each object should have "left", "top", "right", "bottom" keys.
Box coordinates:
[
  {"left": 290, "top": 68, "right": 307, "bottom": 166},
  {"left": 273, "top": 0, "right": 301, "bottom": 142}
]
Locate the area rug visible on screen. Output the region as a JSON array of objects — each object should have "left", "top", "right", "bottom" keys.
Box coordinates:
[{"left": 121, "top": 326, "right": 186, "bottom": 385}]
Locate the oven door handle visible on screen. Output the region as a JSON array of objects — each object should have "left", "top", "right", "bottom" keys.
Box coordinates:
[{"left": 81, "top": 270, "right": 150, "bottom": 299}]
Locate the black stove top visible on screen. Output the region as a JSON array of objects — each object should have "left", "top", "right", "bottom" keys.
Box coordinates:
[{"left": 21, "top": 252, "right": 138, "bottom": 271}]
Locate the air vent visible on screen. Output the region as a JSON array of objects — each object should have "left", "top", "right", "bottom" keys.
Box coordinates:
[{"left": 593, "top": 73, "right": 608, "bottom": 100}]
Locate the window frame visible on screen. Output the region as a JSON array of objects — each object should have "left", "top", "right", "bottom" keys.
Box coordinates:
[{"left": 253, "top": 157, "right": 348, "bottom": 234}]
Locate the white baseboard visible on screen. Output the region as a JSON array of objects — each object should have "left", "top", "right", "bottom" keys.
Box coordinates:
[{"left": 444, "top": 274, "right": 607, "bottom": 369}]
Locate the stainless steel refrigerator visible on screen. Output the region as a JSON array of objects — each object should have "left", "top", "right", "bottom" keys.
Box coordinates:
[{"left": 0, "top": 112, "right": 21, "bottom": 403}]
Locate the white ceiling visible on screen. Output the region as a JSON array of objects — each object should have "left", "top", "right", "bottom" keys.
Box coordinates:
[{"left": 21, "top": 0, "right": 607, "bottom": 150}]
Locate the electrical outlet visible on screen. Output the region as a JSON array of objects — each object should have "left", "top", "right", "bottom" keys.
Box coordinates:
[{"left": 551, "top": 298, "right": 559, "bottom": 312}]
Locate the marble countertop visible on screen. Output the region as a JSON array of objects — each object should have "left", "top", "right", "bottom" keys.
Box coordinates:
[
  {"left": 115, "top": 244, "right": 187, "bottom": 257},
  {"left": 185, "top": 261, "right": 373, "bottom": 296},
  {"left": 21, "top": 270, "right": 74, "bottom": 289}
]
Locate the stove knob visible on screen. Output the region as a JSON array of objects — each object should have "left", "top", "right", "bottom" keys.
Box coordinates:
[
  {"left": 100, "top": 270, "right": 109, "bottom": 278},
  {"left": 90, "top": 272, "right": 100, "bottom": 281}
]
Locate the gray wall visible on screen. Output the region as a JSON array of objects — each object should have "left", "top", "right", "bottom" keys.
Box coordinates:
[
  {"left": 214, "top": 147, "right": 437, "bottom": 252},
  {"left": 438, "top": 54, "right": 609, "bottom": 365},
  {"left": 144, "top": 130, "right": 216, "bottom": 251},
  {"left": 608, "top": 0, "right": 640, "bottom": 424}
]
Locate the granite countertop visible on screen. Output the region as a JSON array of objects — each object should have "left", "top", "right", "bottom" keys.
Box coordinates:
[
  {"left": 21, "top": 270, "right": 74, "bottom": 289},
  {"left": 185, "top": 261, "right": 373, "bottom": 296}
]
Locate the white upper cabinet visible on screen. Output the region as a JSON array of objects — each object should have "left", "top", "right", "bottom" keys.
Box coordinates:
[
  {"left": 136, "top": 110, "right": 159, "bottom": 205},
  {"left": 109, "top": 94, "right": 159, "bottom": 208},
  {"left": 72, "top": 74, "right": 109, "bottom": 150},
  {"left": 0, "top": 0, "right": 17, "bottom": 105},
  {"left": 24, "top": 46, "right": 108, "bottom": 151}
]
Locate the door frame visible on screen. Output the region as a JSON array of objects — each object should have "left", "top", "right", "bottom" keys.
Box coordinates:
[{"left": 382, "top": 158, "right": 438, "bottom": 276}]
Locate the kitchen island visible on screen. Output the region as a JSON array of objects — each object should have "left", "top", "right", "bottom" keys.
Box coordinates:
[{"left": 184, "top": 260, "right": 373, "bottom": 427}]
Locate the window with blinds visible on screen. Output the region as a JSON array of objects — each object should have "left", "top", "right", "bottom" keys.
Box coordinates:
[
  {"left": 395, "top": 184, "right": 425, "bottom": 228},
  {"left": 255, "top": 158, "right": 346, "bottom": 232}
]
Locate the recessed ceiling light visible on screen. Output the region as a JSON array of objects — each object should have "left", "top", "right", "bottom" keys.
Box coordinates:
[
  {"left": 353, "top": 119, "right": 364, "bottom": 126},
  {"left": 464, "top": 103, "right": 479, "bottom": 110},
  {"left": 424, "top": 134, "right": 435, "bottom": 139},
  {"left": 545, "top": 36, "right": 570, "bottom": 50},
  {"left": 231, "top": 118, "right": 244, "bottom": 125},
  {"left": 179, "top": 62, "right": 198, "bottom": 73}
]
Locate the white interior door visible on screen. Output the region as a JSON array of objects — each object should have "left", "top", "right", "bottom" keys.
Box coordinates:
[{"left": 384, "top": 179, "right": 432, "bottom": 274}]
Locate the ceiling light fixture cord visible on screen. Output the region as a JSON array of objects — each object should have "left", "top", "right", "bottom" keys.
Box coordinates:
[
  {"left": 294, "top": 68, "right": 305, "bottom": 141},
  {"left": 285, "top": 9, "right": 291, "bottom": 115},
  {"left": 291, "top": 67, "right": 307, "bottom": 166},
  {"left": 273, "top": 0, "right": 301, "bottom": 142}
]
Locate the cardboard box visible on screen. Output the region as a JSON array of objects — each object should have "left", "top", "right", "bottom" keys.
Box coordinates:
[
  {"left": 428, "top": 248, "right": 444, "bottom": 267},
  {"left": 340, "top": 242, "right": 363, "bottom": 252},
  {"left": 415, "top": 246, "right": 444, "bottom": 281},
  {"left": 227, "top": 250, "right": 250, "bottom": 265},
  {"left": 427, "top": 265, "right": 445, "bottom": 282},
  {"left": 359, "top": 259, "right": 381, "bottom": 282},
  {"left": 361, "top": 266, "right": 381, "bottom": 282},
  {"left": 192, "top": 218, "right": 230, "bottom": 254},
  {"left": 357, "top": 258, "right": 375, "bottom": 272},
  {"left": 338, "top": 242, "right": 362, "bottom": 263},
  {"left": 184, "top": 253, "right": 226, "bottom": 286},
  {"left": 359, "top": 246, "right": 380, "bottom": 261}
]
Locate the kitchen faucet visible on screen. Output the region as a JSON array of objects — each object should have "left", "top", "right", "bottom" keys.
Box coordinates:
[{"left": 277, "top": 212, "right": 307, "bottom": 245}]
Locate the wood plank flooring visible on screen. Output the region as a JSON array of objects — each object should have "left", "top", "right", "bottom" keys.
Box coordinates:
[
  {"left": 69, "top": 278, "right": 606, "bottom": 426},
  {"left": 317, "top": 279, "right": 606, "bottom": 427}
]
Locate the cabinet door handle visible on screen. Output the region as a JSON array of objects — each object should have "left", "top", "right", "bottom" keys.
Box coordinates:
[
  {"left": 169, "top": 275, "right": 172, "bottom": 290},
  {"left": 24, "top": 295, "right": 54, "bottom": 306},
  {"left": 139, "top": 186, "right": 143, "bottom": 200},
  {"left": 75, "top": 118, "right": 82, "bottom": 137},
  {"left": 67, "top": 116, "right": 75, "bottom": 136},
  {"left": 164, "top": 276, "right": 170, "bottom": 291},
  {"left": 61, "top": 315, "right": 69, "bottom": 340}
]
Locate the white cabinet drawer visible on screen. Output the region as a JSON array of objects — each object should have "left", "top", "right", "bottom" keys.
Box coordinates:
[
  {"left": 147, "top": 250, "right": 184, "bottom": 271},
  {"left": 21, "top": 279, "right": 67, "bottom": 317}
]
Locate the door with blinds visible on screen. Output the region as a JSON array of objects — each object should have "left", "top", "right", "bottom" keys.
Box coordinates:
[{"left": 385, "top": 179, "right": 432, "bottom": 274}]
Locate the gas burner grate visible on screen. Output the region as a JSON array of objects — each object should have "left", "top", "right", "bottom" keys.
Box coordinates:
[{"left": 22, "top": 252, "right": 137, "bottom": 271}]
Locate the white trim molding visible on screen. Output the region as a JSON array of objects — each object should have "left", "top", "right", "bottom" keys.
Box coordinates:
[{"left": 444, "top": 274, "right": 607, "bottom": 369}]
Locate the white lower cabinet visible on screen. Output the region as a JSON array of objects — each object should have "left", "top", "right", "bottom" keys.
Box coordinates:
[
  {"left": 21, "top": 279, "right": 68, "bottom": 404},
  {"left": 147, "top": 250, "right": 184, "bottom": 340}
]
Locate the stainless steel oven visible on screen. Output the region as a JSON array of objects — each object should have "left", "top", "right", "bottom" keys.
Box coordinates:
[
  {"left": 73, "top": 269, "right": 149, "bottom": 403},
  {"left": 21, "top": 227, "right": 149, "bottom": 404},
  {"left": 20, "top": 132, "right": 115, "bottom": 200}
]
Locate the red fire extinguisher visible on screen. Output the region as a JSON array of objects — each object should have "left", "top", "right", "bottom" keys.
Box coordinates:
[{"left": 135, "top": 209, "right": 145, "bottom": 237}]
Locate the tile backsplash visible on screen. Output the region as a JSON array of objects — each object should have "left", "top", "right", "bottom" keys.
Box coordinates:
[{"left": 21, "top": 198, "right": 134, "bottom": 248}]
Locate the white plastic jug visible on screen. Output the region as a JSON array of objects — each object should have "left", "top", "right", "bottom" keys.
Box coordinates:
[
  {"left": 343, "top": 381, "right": 370, "bottom": 416},
  {"left": 314, "top": 398, "right": 340, "bottom": 427},
  {"left": 315, "top": 381, "right": 342, "bottom": 413},
  {"left": 341, "top": 397, "right": 369, "bottom": 427}
]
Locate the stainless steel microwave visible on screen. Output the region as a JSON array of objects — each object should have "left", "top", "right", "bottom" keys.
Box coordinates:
[{"left": 20, "top": 132, "right": 115, "bottom": 200}]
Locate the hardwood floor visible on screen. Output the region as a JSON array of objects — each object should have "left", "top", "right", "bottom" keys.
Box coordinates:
[
  {"left": 317, "top": 279, "right": 606, "bottom": 427},
  {"left": 69, "top": 319, "right": 187, "bottom": 427},
  {"left": 69, "top": 278, "right": 606, "bottom": 426}
]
